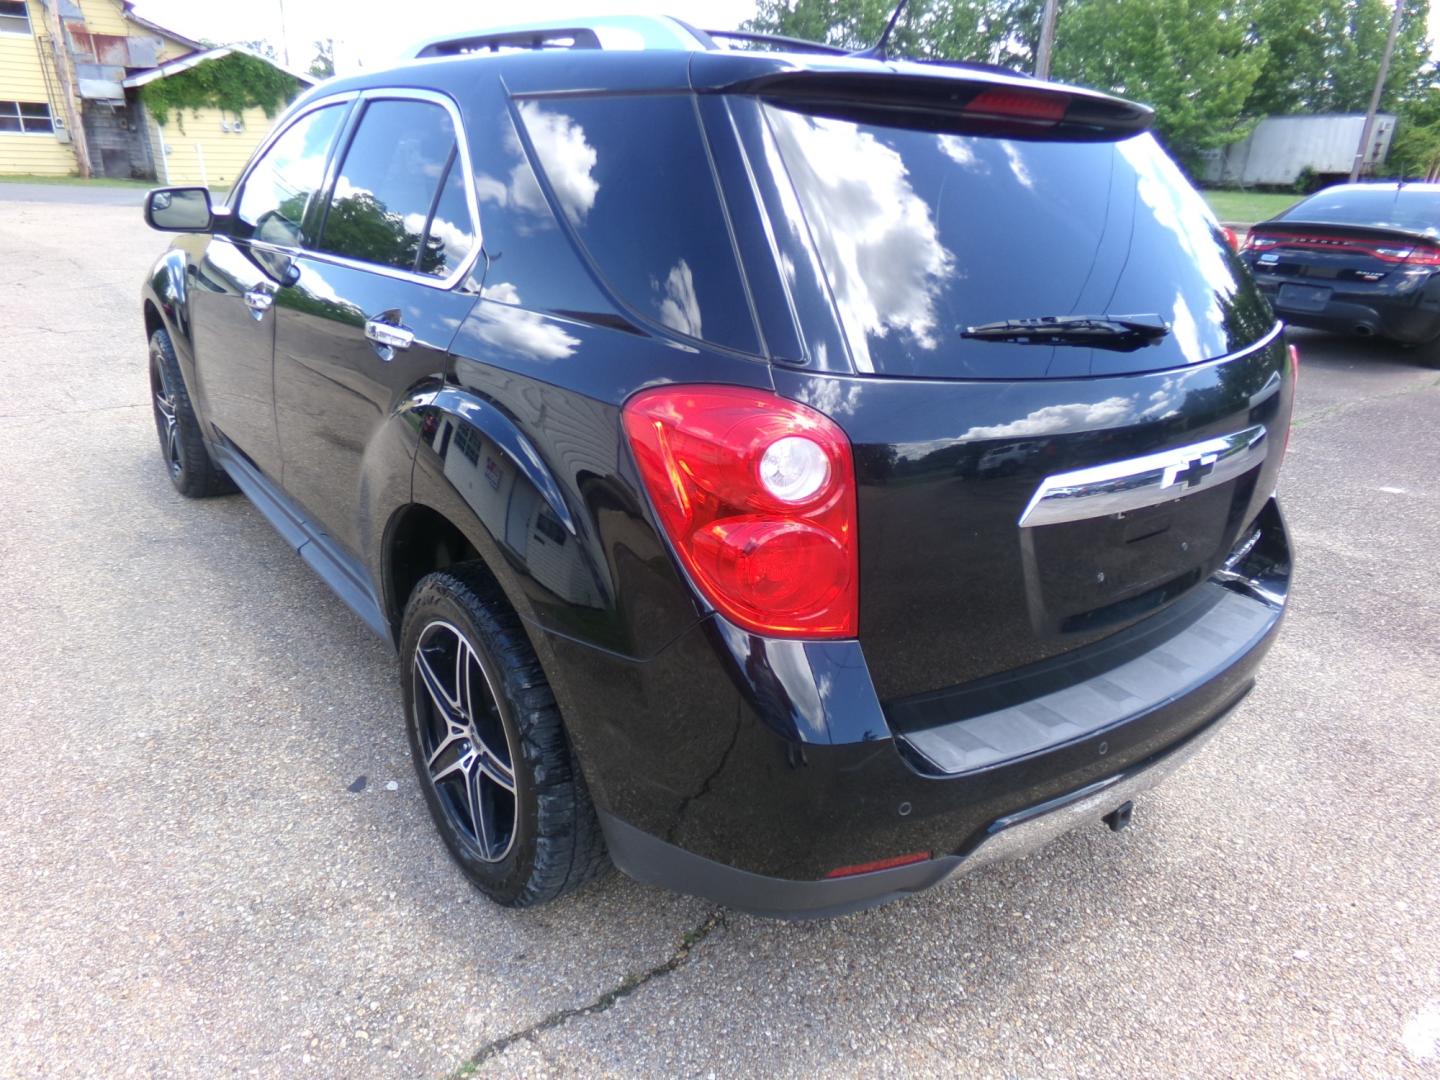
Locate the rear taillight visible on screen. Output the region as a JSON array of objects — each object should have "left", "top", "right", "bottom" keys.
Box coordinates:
[
  {"left": 1221, "top": 226, "right": 1240, "bottom": 251},
  {"left": 622, "top": 385, "right": 858, "bottom": 639},
  {"left": 1404, "top": 246, "right": 1440, "bottom": 266},
  {"left": 963, "top": 88, "right": 1068, "bottom": 123}
]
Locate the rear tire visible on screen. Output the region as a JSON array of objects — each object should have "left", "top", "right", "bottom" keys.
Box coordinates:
[
  {"left": 148, "top": 328, "right": 234, "bottom": 497},
  {"left": 400, "top": 564, "right": 609, "bottom": 907}
]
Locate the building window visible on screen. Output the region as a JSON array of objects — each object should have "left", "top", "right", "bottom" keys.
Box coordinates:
[
  {"left": 0, "top": 1, "right": 31, "bottom": 35},
  {"left": 0, "top": 101, "right": 55, "bottom": 134}
]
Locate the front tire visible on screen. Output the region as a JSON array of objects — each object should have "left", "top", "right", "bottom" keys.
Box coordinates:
[
  {"left": 400, "top": 565, "right": 609, "bottom": 907},
  {"left": 148, "top": 328, "right": 234, "bottom": 497}
]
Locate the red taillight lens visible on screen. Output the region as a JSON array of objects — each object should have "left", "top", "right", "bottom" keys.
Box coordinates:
[
  {"left": 1404, "top": 245, "right": 1440, "bottom": 266},
  {"left": 1221, "top": 226, "right": 1240, "bottom": 251},
  {"left": 622, "top": 385, "right": 858, "bottom": 638}
]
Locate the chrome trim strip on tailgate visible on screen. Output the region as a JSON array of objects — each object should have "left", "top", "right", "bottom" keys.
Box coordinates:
[{"left": 1018, "top": 424, "right": 1268, "bottom": 528}]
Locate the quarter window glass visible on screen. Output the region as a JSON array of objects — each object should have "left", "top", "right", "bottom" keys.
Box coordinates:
[
  {"left": 317, "top": 99, "right": 472, "bottom": 275},
  {"left": 236, "top": 104, "right": 346, "bottom": 248},
  {"left": 517, "top": 94, "right": 759, "bottom": 354}
]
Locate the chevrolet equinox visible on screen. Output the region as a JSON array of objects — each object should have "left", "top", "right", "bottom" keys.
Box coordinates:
[{"left": 139, "top": 16, "right": 1294, "bottom": 917}]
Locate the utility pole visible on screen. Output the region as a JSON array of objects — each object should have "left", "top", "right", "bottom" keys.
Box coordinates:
[
  {"left": 39, "top": 0, "right": 91, "bottom": 178},
  {"left": 277, "top": 0, "right": 291, "bottom": 68},
  {"left": 1035, "top": 0, "right": 1060, "bottom": 80},
  {"left": 1349, "top": 0, "right": 1404, "bottom": 182}
]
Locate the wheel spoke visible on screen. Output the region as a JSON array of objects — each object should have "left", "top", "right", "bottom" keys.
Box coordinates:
[
  {"left": 414, "top": 639, "right": 460, "bottom": 718},
  {"left": 425, "top": 721, "right": 468, "bottom": 773},
  {"left": 477, "top": 749, "right": 515, "bottom": 793},
  {"left": 429, "top": 743, "right": 474, "bottom": 787},
  {"left": 467, "top": 768, "right": 495, "bottom": 857}
]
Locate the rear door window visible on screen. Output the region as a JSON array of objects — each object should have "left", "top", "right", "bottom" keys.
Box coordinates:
[
  {"left": 316, "top": 98, "right": 477, "bottom": 279},
  {"left": 516, "top": 94, "right": 760, "bottom": 354},
  {"left": 763, "top": 105, "right": 1274, "bottom": 378}
]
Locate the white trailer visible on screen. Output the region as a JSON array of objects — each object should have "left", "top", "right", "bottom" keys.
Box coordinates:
[{"left": 1201, "top": 113, "right": 1396, "bottom": 187}]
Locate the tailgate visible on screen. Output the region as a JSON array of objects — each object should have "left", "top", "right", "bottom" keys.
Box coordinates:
[{"left": 773, "top": 330, "right": 1292, "bottom": 701}]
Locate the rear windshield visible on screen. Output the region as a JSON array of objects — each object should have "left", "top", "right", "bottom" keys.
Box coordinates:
[
  {"left": 1278, "top": 186, "right": 1440, "bottom": 237},
  {"left": 763, "top": 105, "right": 1274, "bottom": 378}
]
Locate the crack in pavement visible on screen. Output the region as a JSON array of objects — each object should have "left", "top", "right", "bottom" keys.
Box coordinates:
[{"left": 449, "top": 909, "right": 726, "bottom": 1078}]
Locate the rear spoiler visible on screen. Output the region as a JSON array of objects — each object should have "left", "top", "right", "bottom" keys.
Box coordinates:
[
  {"left": 1251, "top": 219, "right": 1440, "bottom": 247},
  {"left": 692, "top": 56, "right": 1153, "bottom": 141}
]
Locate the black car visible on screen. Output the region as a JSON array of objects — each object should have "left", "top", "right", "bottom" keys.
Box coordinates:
[
  {"left": 140, "top": 17, "right": 1294, "bottom": 918},
  {"left": 1241, "top": 181, "right": 1440, "bottom": 365}
]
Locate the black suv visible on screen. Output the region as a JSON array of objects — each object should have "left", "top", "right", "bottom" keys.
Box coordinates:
[{"left": 140, "top": 18, "right": 1294, "bottom": 918}]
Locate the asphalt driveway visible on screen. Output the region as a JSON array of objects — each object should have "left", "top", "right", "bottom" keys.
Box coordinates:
[{"left": 1, "top": 186, "right": 1437, "bottom": 1078}]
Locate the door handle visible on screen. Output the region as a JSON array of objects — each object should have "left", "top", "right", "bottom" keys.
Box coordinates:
[
  {"left": 243, "top": 289, "right": 274, "bottom": 319},
  {"left": 364, "top": 318, "right": 415, "bottom": 355}
]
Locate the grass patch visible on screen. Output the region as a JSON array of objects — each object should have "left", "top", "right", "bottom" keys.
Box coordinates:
[
  {"left": 0, "top": 173, "right": 156, "bottom": 189},
  {"left": 1205, "top": 189, "right": 1303, "bottom": 225}
]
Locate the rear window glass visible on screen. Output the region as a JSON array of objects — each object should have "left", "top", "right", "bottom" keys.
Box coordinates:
[
  {"left": 517, "top": 94, "right": 760, "bottom": 354},
  {"left": 764, "top": 105, "right": 1273, "bottom": 378},
  {"left": 1279, "top": 185, "right": 1440, "bottom": 237}
]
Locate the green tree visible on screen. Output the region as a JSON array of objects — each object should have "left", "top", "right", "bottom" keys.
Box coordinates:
[
  {"left": 1051, "top": 0, "right": 1267, "bottom": 172},
  {"left": 1245, "top": 0, "right": 1430, "bottom": 116},
  {"left": 309, "top": 38, "right": 335, "bottom": 80},
  {"left": 744, "top": 0, "right": 1045, "bottom": 68}
]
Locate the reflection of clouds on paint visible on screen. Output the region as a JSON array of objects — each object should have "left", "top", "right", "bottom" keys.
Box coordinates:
[
  {"left": 1000, "top": 141, "right": 1034, "bottom": 190},
  {"left": 1119, "top": 134, "right": 1230, "bottom": 358},
  {"left": 475, "top": 281, "right": 580, "bottom": 361},
  {"left": 791, "top": 373, "right": 864, "bottom": 420},
  {"left": 514, "top": 102, "right": 598, "bottom": 226},
  {"left": 938, "top": 135, "right": 980, "bottom": 168},
  {"left": 655, "top": 260, "right": 701, "bottom": 338},
  {"left": 402, "top": 211, "right": 472, "bottom": 270},
  {"left": 767, "top": 109, "right": 953, "bottom": 373},
  {"left": 960, "top": 396, "right": 1136, "bottom": 441}
]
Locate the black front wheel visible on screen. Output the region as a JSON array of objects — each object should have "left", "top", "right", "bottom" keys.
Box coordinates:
[
  {"left": 148, "top": 328, "right": 234, "bottom": 497},
  {"left": 400, "top": 565, "right": 609, "bottom": 907}
]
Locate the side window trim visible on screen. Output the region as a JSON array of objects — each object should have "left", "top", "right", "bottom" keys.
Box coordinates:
[
  {"left": 226, "top": 91, "right": 359, "bottom": 245},
  {"left": 305, "top": 87, "right": 484, "bottom": 293}
]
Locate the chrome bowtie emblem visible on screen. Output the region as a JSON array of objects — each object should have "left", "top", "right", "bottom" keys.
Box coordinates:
[{"left": 1161, "top": 453, "right": 1219, "bottom": 490}]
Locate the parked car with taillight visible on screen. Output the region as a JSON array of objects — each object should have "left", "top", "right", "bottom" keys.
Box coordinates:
[
  {"left": 137, "top": 16, "right": 1294, "bottom": 917},
  {"left": 1241, "top": 181, "right": 1440, "bottom": 366}
]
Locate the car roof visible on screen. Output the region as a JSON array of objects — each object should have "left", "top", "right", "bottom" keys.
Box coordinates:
[{"left": 296, "top": 38, "right": 1137, "bottom": 115}]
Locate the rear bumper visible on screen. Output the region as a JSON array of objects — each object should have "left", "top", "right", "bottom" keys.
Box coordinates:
[
  {"left": 1254, "top": 274, "right": 1440, "bottom": 344},
  {"left": 600, "top": 710, "right": 1229, "bottom": 919},
  {"left": 538, "top": 499, "right": 1290, "bottom": 917}
]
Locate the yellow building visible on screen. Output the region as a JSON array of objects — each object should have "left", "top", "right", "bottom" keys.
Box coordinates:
[{"left": 0, "top": 0, "right": 313, "bottom": 183}]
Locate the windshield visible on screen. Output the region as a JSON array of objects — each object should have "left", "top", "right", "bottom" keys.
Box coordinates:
[
  {"left": 762, "top": 105, "right": 1274, "bottom": 378},
  {"left": 1278, "top": 185, "right": 1440, "bottom": 237}
]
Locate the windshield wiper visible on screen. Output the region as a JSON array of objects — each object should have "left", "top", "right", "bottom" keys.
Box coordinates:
[{"left": 961, "top": 314, "right": 1170, "bottom": 352}]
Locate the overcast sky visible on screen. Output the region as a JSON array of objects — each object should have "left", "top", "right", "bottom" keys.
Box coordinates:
[{"left": 130, "top": 1, "right": 761, "bottom": 72}]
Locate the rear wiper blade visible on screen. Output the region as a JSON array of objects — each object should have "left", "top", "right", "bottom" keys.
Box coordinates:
[{"left": 961, "top": 314, "right": 1170, "bottom": 352}]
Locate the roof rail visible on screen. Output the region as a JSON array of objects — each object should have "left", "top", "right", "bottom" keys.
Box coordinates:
[{"left": 407, "top": 15, "right": 713, "bottom": 59}]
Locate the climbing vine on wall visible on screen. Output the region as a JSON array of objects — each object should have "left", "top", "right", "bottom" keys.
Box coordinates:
[{"left": 140, "top": 51, "right": 299, "bottom": 126}]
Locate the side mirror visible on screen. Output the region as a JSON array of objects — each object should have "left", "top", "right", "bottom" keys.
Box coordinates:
[{"left": 145, "top": 186, "right": 214, "bottom": 232}]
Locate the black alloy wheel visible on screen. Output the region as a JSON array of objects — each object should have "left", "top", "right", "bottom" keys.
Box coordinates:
[
  {"left": 411, "top": 619, "right": 519, "bottom": 862},
  {"left": 400, "top": 566, "right": 609, "bottom": 906}
]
